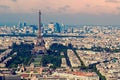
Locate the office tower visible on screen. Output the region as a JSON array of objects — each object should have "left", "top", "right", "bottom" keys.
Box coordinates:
[
  {"left": 54, "top": 22, "right": 61, "bottom": 33},
  {"left": 48, "top": 23, "right": 55, "bottom": 32}
]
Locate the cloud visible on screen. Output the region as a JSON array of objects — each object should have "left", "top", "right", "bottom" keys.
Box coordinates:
[
  {"left": 86, "top": 4, "right": 91, "bottom": 8},
  {"left": 58, "top": 5, "right": 70, "bottom": 13},
  {"left": 11, "top": 0, "right": 17, "bottom": 2},
  {"left": 105, "top": 0, "right": 120, "bottom": 3},
  {"left": 117, "top": 7, "right": 120, "bottom": 10},
  {"left": 0, "top": 5, "right": 10, "bottom": 9},
  {"left": 116, "top": 7, "right": 120, "bottom": 13},
  {"left": 0, "top": 0, "right": 120, "bottom": 15},
  {"left": 46, "top": 6, "right": 51, "bottom": 10}
]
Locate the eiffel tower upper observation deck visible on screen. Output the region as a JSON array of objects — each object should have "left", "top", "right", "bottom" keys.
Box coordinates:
[{"left": 32, "top": 11, "right": 46, "bottom": 54}]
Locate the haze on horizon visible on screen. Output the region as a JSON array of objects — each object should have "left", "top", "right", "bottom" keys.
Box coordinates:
[{"left": 0, "top": 0, "right": 120, "bottom": 25}]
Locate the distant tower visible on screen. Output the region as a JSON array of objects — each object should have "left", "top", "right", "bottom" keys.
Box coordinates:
[
  {"left": 38, "top": 11, "right": 42, "bottom": 38},
  {"left": 48, "top": 23, "right": 55, "bottom": 32},
  {"left": 55, "top": 23, "right": 61, "bottom": 33},
  {"left": 19, "top": 21, "right": 22, "bottom": 28},
  {"left": 32, "top": 10, "right": 46, "bottom": 54}
]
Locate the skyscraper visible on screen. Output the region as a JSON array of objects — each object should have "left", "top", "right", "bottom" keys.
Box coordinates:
[
  {"left": 55, "top": 23, "right": 61, "bottom": 33},
  {"left": 32, "top": 11, "right": 46, "bottom": 54}
]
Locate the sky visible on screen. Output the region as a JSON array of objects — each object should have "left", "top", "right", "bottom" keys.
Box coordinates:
[{"left": 0, "top": 0, "right": 120, "bottom": 25}]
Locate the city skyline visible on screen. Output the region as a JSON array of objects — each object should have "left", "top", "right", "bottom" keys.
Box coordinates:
[
  {"left": 0, "top": 1, "right": 120, "bottom": 79},
  {"left": 0, "top": 0, "right": 120, "bottom": 25}
]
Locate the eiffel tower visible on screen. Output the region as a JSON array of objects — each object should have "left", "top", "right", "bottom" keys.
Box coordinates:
[{"left": 32, "top": 11, "right": 46, "bottom": 54}]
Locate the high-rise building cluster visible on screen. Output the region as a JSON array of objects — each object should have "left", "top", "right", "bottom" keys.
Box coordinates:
[{"left": 0, "top": 21, "right": 78, "bottom": 36}]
